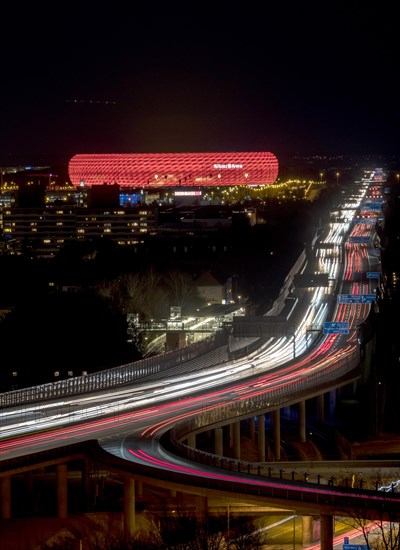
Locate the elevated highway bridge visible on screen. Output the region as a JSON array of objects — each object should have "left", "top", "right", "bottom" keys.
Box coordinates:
[{"left": 0, "top": 176, "right": 395, "bottom": 549}]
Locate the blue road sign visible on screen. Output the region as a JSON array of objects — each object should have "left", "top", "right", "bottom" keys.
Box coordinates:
[
  {"left": 362, "top": 203, "right": 381, "bottom": 210},
  {"left": 338, "top": 294, "right": 376, "bottom": 304},
  {"left": 348, "top": 236, "right": 372, "bottom": 243},
  {"left": 366, "top": 271, "right": 381, "bottom": 279},
  {"left": 354, "top": 218, "right": 376, "bottom": 224},
  {"left": 323, "top": 321, "right": 349, "bottom": 334},
  {"left": 343, "top": 545, "right": 369, "bottom": 550}
]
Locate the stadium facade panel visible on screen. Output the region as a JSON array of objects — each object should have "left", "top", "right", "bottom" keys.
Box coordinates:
[{"left": 68, "top": 152, "right": 279, "bottom": 188}]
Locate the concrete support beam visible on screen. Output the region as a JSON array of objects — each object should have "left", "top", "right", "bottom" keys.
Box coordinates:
[
  {"left": 302, "top": 515, "right": 313, "bottom": 545},
  {"left": 320, "top": 514, "right": 333, "bottom": 550},
  {"left": 318, "top": 394, "right": 325, "bottom": 423},
  {"left": 257, "top": 414, "right": 265, "bottom": 462},
  {"left": 0, "top": 476, "right": 11, "bottom": 520},
  {"left": 233, "top": 421, "right": 240, "bottom": 460},
  {"left": 82, "top": 460, "right": 91, "bottom": 512},
  {"left": 124, "top": 476, "right": 135, "bottom": 542},
  {"left": 187, "top": 434, "right": 196, "bottom": 448},
  {"left": 229, "top": 424, "right": 233, "bottom": 450},
  {"left": 214, "top": 427, "right": 223, "bottom": 456},
  {"left": 135, "top": 480, "right": 143, "bottom": 499},
  {"left": 299, "top": 400, "right": 306, "bottom": 443},
  {"left": 249, "top": 417, "right": 256, "bottom": 441},
  {"left": 25, "top": 471, "right": 34, "bottom": 514},
  {"left": 273, "top": 409, "right": 281, "bottom": 461},
  {"left": 195, "top": 495, "right": 208, "bottom": 521},
  {"left": 56, "top": 463, "right": 68, "bottom": 519},
  {"left": 329, "top": 389, "right": 336, "bottom": 416}
]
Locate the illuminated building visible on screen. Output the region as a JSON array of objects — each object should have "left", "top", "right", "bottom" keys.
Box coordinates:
[
  {"left": 68, "top": 152, "right": 279, "bottom": 188},
  {"left": 2, "top": 206, "right": 157, "bottom": 258}
]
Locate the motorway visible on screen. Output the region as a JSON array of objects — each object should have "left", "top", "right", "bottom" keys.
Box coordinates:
[{"left": 1, "top": 172, "right": 399, "bottom": 528}]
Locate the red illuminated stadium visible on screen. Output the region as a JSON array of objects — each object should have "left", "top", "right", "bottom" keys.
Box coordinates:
[{"left": 68, "top": 152, "right": 279, "bottom": 189}]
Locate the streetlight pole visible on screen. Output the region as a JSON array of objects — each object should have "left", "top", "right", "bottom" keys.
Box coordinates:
[
  {"left": 336, "top": 172, "right": 340, "bottom": 185},
  {"left": 293, "top": 512, "right": 296, "bottom": 549}
]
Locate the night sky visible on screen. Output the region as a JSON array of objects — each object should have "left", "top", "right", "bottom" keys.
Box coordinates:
[{"left": 1, "top": 4, "right": 399, "bottom": 166}]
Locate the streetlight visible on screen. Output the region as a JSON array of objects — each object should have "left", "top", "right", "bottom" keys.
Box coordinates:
[
  {"left": 336, "top": 172, "right": 340, "bottom": 185},
  {"left": 319, "top": 172, "right": 323, "bottom": 183},
  {"left": 292, "top": 512, "right": 296, "bottom": 549}
]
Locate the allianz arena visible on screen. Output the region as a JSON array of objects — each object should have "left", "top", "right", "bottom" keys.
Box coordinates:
[{"left": 68, "top": 152, "right": 279, "bottom": 189}]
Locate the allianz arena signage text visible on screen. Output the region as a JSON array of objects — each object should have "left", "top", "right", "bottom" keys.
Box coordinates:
[{"left": 213, "top": 163, "right": 243, "bottom": 169}]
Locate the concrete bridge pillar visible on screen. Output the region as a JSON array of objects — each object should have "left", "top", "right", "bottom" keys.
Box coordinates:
[
  {"left": 0, "top": 475, "right": 11, "bottom": 519},
  {"left": 214, "top": 427, "right": 223, "bottom": 456},
  {"left": 56, "top": 463, "right": 68, "bottom": 519},
  {"left": 257, "top": 414, "right": 265, "bottom": 462},
  {"left": 273, "top": 409, "right": 281, "bottom": 461},
  {"left": 249, "top": 417, "right": 256, "bottom": 441},
  {"left": 187, "top": 434, "right": 196, "bottom": 448},
  {"left": 233, "top": 421, "right": 240, "bottom": 460},
  {"left": 135, "top": 480, "right": 143, "bottom": 499},
  {"left": 302, "top": 515, "right": 313, "bottom": 545},
  {"left": 195, "top": 495, "right": 208, "bottom": 521},
  {"left": 299, "top": 400, "right": 306, "bottom": 443},
  {"left": 25, "top": 470, "right": 34, "bottom": 514},
  {"left": 318, "top": 394, "right": 325, "bottom": 423},
  {"left": 124, "top": 476, "right": 135, "bottom": 542},
  {"left": 25, "top": 470, "right": 33, "bottom": 492},
  {"left": 82, "top": 460, "right": 91, "bottom": 511},
  {"left": 176, "top": 491, "right": 184, "bottom": 508},
  {"left": 320, "top": 514, "right": 333, "bottom": 550},
  {"left": 329, "top": 389, "right": 336, "bottom": 416}
]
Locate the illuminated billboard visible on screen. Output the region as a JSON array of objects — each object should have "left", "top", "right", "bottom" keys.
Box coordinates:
[{"left": 68, "top": 152, "right": 279, "bottom": 189}]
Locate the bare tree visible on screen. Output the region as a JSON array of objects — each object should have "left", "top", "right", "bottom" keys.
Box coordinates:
[
  {"left": 121, "top": 272, "right": 147, "bottom": 315},
  {"left": 97, "top": 277, "right": 121, "bottom": 302},
  {"left": 373, "top": 520, "right": 400, "bottom": 550},
  {"left": 38, "top": 511, "right": 267, "bottom": 550},
  {"left": 166, "top": 270, "right": 203, "bottom": 314},
  {"left": 140, "top": 267, "right": 169, "bottom": 320},
  {"left": 338, "top": 504, "right": 400, "bottom": 550},
  {"left": 226, "top": 514, "right": 266, "bottom": 550},
  {"left": 98, "top": 269, "right": 167, "bottom": 320}
]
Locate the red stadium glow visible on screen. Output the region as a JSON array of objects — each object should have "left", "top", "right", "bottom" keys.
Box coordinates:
[{"left": 68, "top": 152, "right": 279, "bottom": 188}]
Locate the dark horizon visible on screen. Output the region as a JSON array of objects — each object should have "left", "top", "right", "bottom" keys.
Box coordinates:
[{"left": 1, "top": 7, "right": 399, "bottom": 167}]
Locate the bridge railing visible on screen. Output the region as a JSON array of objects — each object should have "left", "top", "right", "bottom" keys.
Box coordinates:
[
  {"left": 167, "top": 345, "right": 362, "bottom": 462},
  {"left": 0, "top": 330, "right": 228, "bottom": 408}
]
